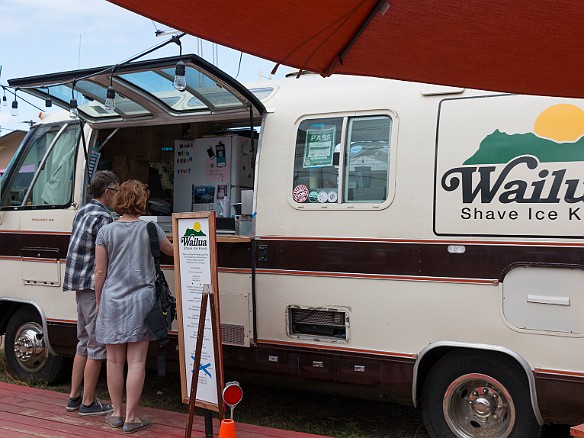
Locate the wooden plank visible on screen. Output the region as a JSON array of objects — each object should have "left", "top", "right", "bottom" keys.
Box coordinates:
[{"left": 0, "top": 382, "right": 332, "bottom": 438}]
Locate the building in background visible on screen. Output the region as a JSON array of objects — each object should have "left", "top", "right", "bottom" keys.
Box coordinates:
[{"left": 0, "top": 130, "right": 26, "bottom": 175}]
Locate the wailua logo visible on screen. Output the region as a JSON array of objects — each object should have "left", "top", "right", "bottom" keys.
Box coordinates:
[
  {"left": 441, "top": 155, "right": 583, "bottom": 204},
  {"left": 440, "top": 104, "right": 583, "bottom": 224},
  {"left": 181, "top": 221, "right": 208, "bottom": 247}
]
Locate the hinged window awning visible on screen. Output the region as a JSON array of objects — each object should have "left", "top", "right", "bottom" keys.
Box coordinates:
[{"left": 8, "top": 54, "right": 266, "bottom": 126}]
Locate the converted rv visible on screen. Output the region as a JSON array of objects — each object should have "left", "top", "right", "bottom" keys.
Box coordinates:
[{"left": 1, "top": 54, "right": 583, "bottom": 437}]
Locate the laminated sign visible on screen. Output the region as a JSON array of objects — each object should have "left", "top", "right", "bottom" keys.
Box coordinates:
[
  {"left": 304, "top": 127, "right": 335, "bottom": 168},
  {"left": 173, "top": 212, "right": 223, "bottom": 410}
]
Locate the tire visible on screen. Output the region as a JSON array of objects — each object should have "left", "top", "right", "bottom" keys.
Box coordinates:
[
  {"left": 5, "top": 307, "right": 65, "bottom": 384},
  {"left": 421, "top": 350, "right": 542, "bottom": 438}
]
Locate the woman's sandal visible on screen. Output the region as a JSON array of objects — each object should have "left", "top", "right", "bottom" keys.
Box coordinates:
[
  {"left": 123, "top": 419, "right": 151, "bottom": 434},
  {"left": 105, "top": 413, "right": 124, "bottom": 428}
]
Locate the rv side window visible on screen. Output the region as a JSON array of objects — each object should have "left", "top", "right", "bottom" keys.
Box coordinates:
[
  {"left": 344, "top": 116, "right": 391, "bottom": 203},
  {"left": 0, "top": 123, "right": 80, "bottom": 209},
  {"left": 293, "top": 117, "right": 342, "bottom": 202},
  {"left": 293, "top": 115, "right": 391, "bottom": 204}
]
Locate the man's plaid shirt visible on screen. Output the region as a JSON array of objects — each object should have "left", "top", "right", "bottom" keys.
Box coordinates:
[{"left": 63, "top": 199, "right": 113, "bottom": 291}]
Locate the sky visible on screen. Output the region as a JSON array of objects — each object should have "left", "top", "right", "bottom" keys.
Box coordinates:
[{"left": 0, "top": 0, "right": 290, "bottom": 135}]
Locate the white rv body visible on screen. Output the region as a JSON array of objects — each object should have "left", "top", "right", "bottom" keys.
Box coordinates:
[{"left": 1, "top": 55, "right": 583, "bottom": 436}]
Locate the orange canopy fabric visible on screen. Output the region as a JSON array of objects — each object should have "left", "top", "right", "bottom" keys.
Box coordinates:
[{"left": 107, "top": 0, "right": 584, "bottom": 98}]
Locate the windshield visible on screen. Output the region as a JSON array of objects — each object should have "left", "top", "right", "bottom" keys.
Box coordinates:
[{"left": 0, "top": 122, "right": 80, "bottom": 209}]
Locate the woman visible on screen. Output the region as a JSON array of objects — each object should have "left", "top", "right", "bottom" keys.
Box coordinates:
[{"left": 94, "top": 180, "right": 173, "bottom": 433}]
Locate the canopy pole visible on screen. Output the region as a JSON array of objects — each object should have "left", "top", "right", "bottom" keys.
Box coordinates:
[{"left": 324, "top": 0, "right": 390, "bottom": 76}]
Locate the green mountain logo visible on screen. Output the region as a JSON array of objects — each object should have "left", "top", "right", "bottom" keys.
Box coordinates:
[
  {"left": 183, "top": 221, "right": 206, "bottom": 237},
  {"left": 464, "top": 130, "right": 584, "bottom": 165}
]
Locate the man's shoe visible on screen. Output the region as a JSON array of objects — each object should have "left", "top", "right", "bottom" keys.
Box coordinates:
[
  {"left": 78, "top": 399, "right": 114, "bottom": 416},
  {"left": 66, "top": 395, "right": 82, "bottom": 412}
]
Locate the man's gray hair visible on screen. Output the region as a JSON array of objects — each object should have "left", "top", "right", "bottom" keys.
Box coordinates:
[{"left": 90, "top": 170, "right": 119, "bottom": 198}]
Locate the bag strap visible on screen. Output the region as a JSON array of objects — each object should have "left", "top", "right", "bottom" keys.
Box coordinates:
[{"left": 147, "top": 222, "right": 162, "bottom": 275}]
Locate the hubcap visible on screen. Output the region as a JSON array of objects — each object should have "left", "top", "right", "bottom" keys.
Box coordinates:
[
  {"left": 13, "top": 322, "right": 48, "bottom": 373},
  {"left": 443, "top": 373, "right": 515, "bottom": 437}
]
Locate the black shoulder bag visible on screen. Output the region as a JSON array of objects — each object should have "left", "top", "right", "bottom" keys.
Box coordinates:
[{"left": 144, "top": 222, "right": 176, "bottom": 344}]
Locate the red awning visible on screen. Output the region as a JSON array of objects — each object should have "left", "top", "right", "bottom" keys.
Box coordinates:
[{"left": 107, "top": 0, "right": 584, "bottom": 98}]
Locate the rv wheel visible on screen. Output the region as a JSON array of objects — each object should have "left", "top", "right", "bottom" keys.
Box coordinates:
[
  {"left": 421, "top": 350, "right": 541, "bottom": 438},
  {"left": 5, "top": 307, "right": 64, "bottom": 384}
]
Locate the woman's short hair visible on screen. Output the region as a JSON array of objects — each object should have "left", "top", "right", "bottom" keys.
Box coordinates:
[
  {"left": 91, "top": 170, "right": 119, "bottom": 198},
  {"left": 112, "top": 180, "right": 149, "bottom": 216}
]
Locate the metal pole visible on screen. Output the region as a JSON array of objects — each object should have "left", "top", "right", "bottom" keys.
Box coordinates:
[{"left": 204, "top": 410, "right": 213, "bottom": 438}]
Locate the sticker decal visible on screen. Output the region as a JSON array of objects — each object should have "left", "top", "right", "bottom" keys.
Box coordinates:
[
  {"left": 308, "top": 191, "right": 319, "bottom": 203},
  {"left": 328, "top": 191, "right": 338, "bottom": 203},
  {"left": 317, "top": 191, "right": 328, "bottom": 203},
  {"left": 293, "top": 184, "right": 309, "bottom": 203}
]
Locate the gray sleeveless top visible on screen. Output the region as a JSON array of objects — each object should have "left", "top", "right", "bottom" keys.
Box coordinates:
[{"left": 95, "top": 220, "right": 166, "bottom": 344}]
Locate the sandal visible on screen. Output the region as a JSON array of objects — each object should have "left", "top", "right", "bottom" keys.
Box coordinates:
[
  {"left": 105, "top": 413, "right": 124, "bottom": 428},
  {"left": 123, "top": 419, "right": 151, "bottom": 434}
]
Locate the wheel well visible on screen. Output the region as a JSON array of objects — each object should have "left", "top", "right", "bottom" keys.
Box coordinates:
[
  {"left": 0, "top": 301, "right": 41, "bottom": 335},
  {"left": 413, "top": 345, "right": 541, "bottom": 424}
]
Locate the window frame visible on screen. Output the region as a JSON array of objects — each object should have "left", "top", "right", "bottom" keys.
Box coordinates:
[{"left": 289, "top": 110, "right": 397, "bottom": 211}]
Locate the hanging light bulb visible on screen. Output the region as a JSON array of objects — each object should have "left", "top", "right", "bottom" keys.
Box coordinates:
[
  {"left": 2, "top": 94, "right": 7, "bottom": 107},
  {"left": 69, "top": 81, "right": 79, "bottom": 119},
  {"left": 174, "top": 60, "right": 187, "bottom": 91},
  {"left": 11, "top": 98, "right": 18, "bottom": 116},
  {"left": 105, "top": 85, "right": 116, "bottom": 111},
  {"left": 69, "top": 98, "right": 78, "bottom": 119},
  {"left": 44, "top": 87, "right": 52, "bottom": 107}
]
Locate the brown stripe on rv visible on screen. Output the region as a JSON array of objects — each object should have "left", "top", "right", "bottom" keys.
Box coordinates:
[{"left": 1, "top": 232, "right": 581, "bottom": 280}]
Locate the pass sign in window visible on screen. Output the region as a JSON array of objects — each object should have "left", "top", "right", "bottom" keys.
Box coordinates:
[{"left": 303, "top": 127, "right": 335, "bottom": 168}]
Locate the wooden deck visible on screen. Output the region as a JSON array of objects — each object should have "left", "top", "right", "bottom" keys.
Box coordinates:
[
  {"left": 0, "top": 382, "right": 331, "bottom": 437},
  {"left": 572, "top": 423, "right": 584, "bottom": 437}
]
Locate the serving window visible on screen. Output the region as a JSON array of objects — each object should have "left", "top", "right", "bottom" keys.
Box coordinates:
[{"left": 292, "top": 115, "right": 392, "bottom": 205}]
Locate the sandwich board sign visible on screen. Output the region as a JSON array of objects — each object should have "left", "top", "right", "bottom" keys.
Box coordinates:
[{"left": 172, "top": 211, "right": 223, "bottom": 411}]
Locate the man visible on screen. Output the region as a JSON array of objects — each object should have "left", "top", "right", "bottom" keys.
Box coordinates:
[{"left": 63, "top": 170, "right": 119, "bottom": 415}]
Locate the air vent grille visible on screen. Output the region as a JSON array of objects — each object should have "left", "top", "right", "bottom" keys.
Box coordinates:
[
  {"left": 221, "top": 323, "right": 245, "bottom": 346},
  {"left": 289, "top": 307, "right": 347, "bottom": 340}
]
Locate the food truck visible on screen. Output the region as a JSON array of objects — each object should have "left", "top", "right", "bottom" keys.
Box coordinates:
[{"left": 1, "top": 54, "right": 583, "bottom": 437}]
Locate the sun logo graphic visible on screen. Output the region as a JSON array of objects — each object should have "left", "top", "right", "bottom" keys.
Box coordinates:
[
  {"left": 184, "top": 222, "right": 206, "bottom": 237},
  {"left": 181, "top": 222, "right": 208, "bottom": 247}
]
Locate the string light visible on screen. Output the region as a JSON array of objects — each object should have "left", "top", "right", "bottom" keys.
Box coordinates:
[
  {"left": 45, "top": 87, "right": 52, "bottom": 108},
  {"left": 105, "top": 71, "right": 116, "bottom": 111},
  {"left": 11, "top": 95, "right": 18, "bottom": 116},
  {"left": 69, "top": 82, "right": 78, "bottom": 119},
  {"left": 2, "top": 32, "right": 187, "bottom": 117},
  {"left": 173, "top": 36, "right": 187, "bottom": 91}
]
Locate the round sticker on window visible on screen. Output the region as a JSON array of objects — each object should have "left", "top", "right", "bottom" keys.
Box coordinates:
[
  {"left": 328, "top": 191, "right": 338, "bottom": 203},
  {"left": 317, "top": 191, "right": 328, "bottom": 203},
  {"left": 308, "top": 191, "right": 319, "bottom": 203},
  {"left": 292, "top": 184, "right": 309, "bottom": 203}
]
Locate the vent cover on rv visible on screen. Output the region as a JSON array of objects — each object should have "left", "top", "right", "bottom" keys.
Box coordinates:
[
  {"left": 288, "top": 306, "right": 349, "bottom": 341},
  {"left": 221, "top": 323, "right": 246, "bottom": 346}
]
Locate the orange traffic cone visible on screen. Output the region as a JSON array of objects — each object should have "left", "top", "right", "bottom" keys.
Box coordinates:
[{"left": 218, "top": 419, "right": 236, "bottom": 438}]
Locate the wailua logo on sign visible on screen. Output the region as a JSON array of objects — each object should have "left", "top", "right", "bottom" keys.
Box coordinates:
[
  {"left": 181, "top": 221, "right": 208, "bottom": 247},
  {"left": 436, "top": 102, "right": 584, "bottom": 237}
]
